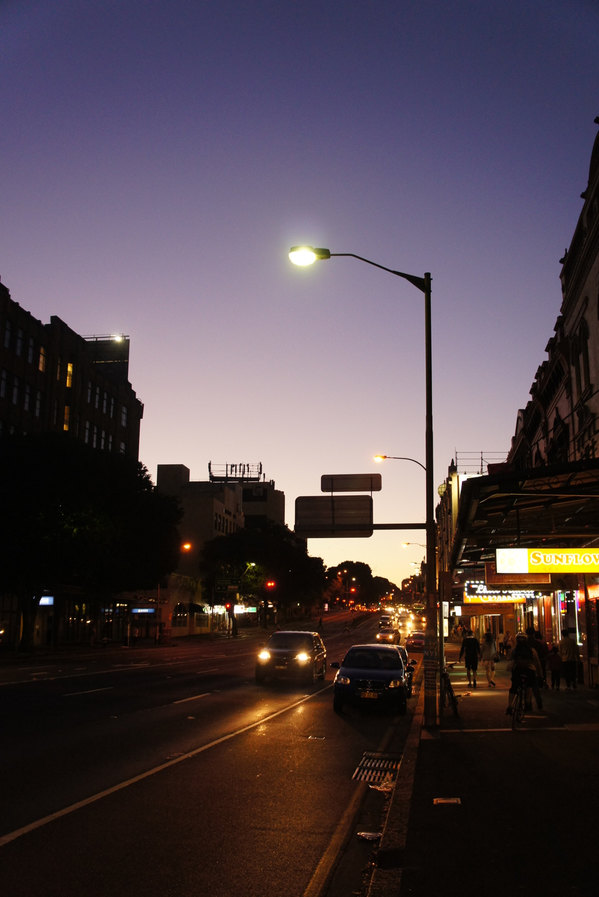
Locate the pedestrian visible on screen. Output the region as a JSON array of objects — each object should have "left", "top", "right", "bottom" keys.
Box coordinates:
[
  {"left": 505, "top": 632, "right": 542, "bottom": 714},
  {"left": 481, "top": 631, "right": 497, "bottom": 687},
  {"left": 547, "top": 645, "right": 562, "bottom": 690},
  {"left": 498, "top": 629, "right": 505, "bottom": 657},
  {"left": 528, "top": 627, "right": 549, "bottom": 687},
  {"left": 459, "top": 629, "right": 482, "bottom": 688},
  {"left": 558, "top": 629, "right": 581, "bottom": 689},
  {"left": 503, "top": 631, "right": 513, "bottom": 658}
]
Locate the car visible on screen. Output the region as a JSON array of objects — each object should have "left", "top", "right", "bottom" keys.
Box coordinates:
[
  {"left": 378, "top": 615, "right": 392, "bottom": 630},
  {"left": 405, "top": 630, "right": 425, "bottom": 651},
  {"left": 331, "top": 644, "right": 408, "bottom": 715},
  {"left": 255, "top": 630, "right": 326, "bottom": 684},
  {"left": 375, "top": 626, "right": 400, "bottom": 644}
]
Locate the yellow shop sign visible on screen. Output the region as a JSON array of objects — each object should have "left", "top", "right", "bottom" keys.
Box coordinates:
[{"left": 496, "top": 547, "right": 599, "bottom": 574}]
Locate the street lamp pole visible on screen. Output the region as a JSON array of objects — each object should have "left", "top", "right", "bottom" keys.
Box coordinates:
[{"left": 289, "top": 247, "right": 438, "bottom": 727}]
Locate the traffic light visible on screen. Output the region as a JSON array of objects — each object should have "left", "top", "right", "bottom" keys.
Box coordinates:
[{"left": 265, "top": 580, "right": 276, "bottom": 590}]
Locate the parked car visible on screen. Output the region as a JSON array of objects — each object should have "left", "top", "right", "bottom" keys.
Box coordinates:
[
  {"left": 405, "top": 630, "right": 425, "bottom": 651},
  {"left": 397, "top": 645, "right": 415, "bottom": 696},
  {"left": 375, "top": 626, "right": 400, "bottom": 644},
  {"left": 255, "top": 630, "right": 326, "bottom": 684},
  {"left": 331, "top": 644, "right": 408, "bottom": 715}
]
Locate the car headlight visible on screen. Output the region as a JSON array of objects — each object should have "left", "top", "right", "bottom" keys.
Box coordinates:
[
  {"left": 257, "top": 650, "right": 271, "bottom": 662},
  {"left": 295, "top": 651, "right": 310, "bottom": 663}
]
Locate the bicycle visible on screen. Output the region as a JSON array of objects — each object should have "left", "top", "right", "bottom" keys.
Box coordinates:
[
  {"left": 440, "top": 666, "right": 459, "bottom": 716},
  {"left": 511, "top": 673, "right": 527, "bottom": 730}
]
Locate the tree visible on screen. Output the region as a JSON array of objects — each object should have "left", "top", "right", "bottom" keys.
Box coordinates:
[
  {"left": 0, "top": 432, "right": 182, "bottom": 648},
  {"left": 199, "top": 522, "right": 326, "bottom": 620},
  {"left": 324, "top": 561, "right": 399, "bottom": 608}
]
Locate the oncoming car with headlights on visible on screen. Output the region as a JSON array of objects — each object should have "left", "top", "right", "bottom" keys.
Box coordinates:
[
  {"left": 331, "top": 644, "right": 408, "bottom": 715},
  {"left": 375, "top": 626, "right": 400, "bottom": 644},
  {"left": 255, "top": 630, "right": 326, "bottom": 684}
]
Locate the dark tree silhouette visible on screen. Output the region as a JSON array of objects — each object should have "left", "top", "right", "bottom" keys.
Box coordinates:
[{"left": 0, "top": 433, "right": 182, "bottom": 648}]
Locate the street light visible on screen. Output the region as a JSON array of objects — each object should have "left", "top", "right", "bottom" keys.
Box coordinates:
[
  {"left": 289, "top": 245, "right": 438, "bottom": 727},
  {"left": 374, "top": 454, "right": 426, "bottom": 473}
]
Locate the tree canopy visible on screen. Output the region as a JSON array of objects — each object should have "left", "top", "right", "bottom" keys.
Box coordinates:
[
  {"left": 199, "top": 522, "right": 326, "bottom": 616},
  {"left": 0, "top": 432, "right": 182, "bottom": 603}
]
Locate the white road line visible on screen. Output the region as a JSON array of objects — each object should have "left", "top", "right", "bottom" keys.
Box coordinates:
[
  {"left": 63, "top": 687, "right": 114, "bottom": 697},
  {"left": 0, "top": 690, "right": 325, "bottom": 848},
  {"left": 173, "top": 692, "right": 211, "bottom": 704}
]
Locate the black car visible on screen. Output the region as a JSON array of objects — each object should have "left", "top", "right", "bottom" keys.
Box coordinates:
[
  {"left": 331, "top": 644, "right": 408, "bottom": 714},
  {"left": 255, "top": 630, "right": 326, "bottom": 684}
]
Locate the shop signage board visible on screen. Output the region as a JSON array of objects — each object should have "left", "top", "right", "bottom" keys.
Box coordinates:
[
  {"left": 463, "top": 580, "right": 531, "bottom": 604},
  {"left": 485, "top": 560, "right": 551, "bottom": 586},
  {"left": 496, "top": 547, "right": 599, "bottom": 574}
]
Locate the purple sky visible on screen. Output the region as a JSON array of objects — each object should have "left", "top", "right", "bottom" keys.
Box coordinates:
[{"left": 2, "top": 0, "right": 598, "bottom": 588}]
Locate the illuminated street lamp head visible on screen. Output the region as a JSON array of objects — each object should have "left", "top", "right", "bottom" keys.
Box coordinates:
[
  {"left": 288, "top": 245, "right": 331, "bottom": 266},
  {"left": 373, "top": 455, "right": 387, "bottom": 463}
]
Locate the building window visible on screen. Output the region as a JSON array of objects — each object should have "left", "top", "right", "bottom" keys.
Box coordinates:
[
  {"left": 66, "top": 362, "right": 73, "bottom": 388},
  {"left": 56, "top": 359, "right": 61, "bottom": 382},
  {"left": 34, "top": 390, "right": 41, "bottom": 418},
  {"left": 119, "top": 441, "right": 126, "bottom": 454},
  {"left": 27, "top": 336, "right": 34, "bottom": 364},
  {"left": 95, "top": 386, "right": 100, "bottom": 409},
  {"left": 102, "top": 391, "right": 108, "bottom": 414},
  {"left": 16, "top": 328, "right": 23, "bottom": 356},
  {"left": 63, "top": 405, "right": 70, "bottom": 432},
  {"left": 120, "top": 405, "right": 128, "bottom": 427},
  {"left": 3, "top": 320, "right": 11, "bottom": 350},
  {"left": 107, "top": 434, "right": 113, "bottom": 451},
  {"left": 38, "top": 346, "right": 46, "bottom": 373},
  {"left": 0, "top": 369, "right": 6, "bottom": 399},
  {"left": 11, "top": 376, "right": 19, "bottom": 406},
  {"left": 109, "top": 397, "right": 115, "bottom": 418},
  {"left": 84, "top": 421, "right": 90, "bottom": 444},
  {"left": 87, "top": 380, "right": 92, "bottom": 403},
  {"left": 100, "top": 429, "right": 106, "bottom": 450},
  {"left": 24, "top": 383, "right": 31, "bottom": 411}
]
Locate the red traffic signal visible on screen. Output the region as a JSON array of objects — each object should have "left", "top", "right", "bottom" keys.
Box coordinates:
[{"left": 265, "top": 580, "right": 276, "bottom": 590}]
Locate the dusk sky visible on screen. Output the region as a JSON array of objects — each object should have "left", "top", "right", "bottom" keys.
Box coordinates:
[{"left": 2, "top": 0, "right": 598, "bottom": 588}]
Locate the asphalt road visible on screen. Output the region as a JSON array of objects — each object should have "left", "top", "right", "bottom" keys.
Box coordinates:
[{"left": 0, "top": 613, "right": 418, "bottom": 897}]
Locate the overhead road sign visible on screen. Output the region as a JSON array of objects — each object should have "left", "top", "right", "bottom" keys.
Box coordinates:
[
  {"left": 320, "top": 473, "right": 382, "bottom": 493},
  {"left": 295, "top": 495, "right": 373, "bottom": 538}
]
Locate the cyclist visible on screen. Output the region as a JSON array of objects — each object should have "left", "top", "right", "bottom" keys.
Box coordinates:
[{"left": 505, "top": 632, "right": 542, "bottom": 715}]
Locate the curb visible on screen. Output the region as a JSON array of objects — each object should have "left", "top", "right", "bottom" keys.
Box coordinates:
[{"left": 366, "top": 668, "right": 426, "bottom": 897}]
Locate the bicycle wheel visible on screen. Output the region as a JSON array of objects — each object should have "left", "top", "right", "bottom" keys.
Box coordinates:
[{"left": 512, "top": 689, "right": 525, "bottom": 730}]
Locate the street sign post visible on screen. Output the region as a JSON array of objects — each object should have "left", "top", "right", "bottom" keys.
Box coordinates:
[
  {"left": 295, "top": 495, "right": 373, "bottom": 537},
  {"left": 320, "top": 473, "right": 382, "bottom": 492}
]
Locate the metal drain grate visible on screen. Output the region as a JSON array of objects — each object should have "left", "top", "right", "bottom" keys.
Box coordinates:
[{"left": 352, "top": 751, "right": 401, "bottom": 783}]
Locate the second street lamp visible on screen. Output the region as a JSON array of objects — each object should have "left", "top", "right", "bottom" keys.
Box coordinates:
[{"left": 289, "top": 245, "right": 438, "bottom": 727}]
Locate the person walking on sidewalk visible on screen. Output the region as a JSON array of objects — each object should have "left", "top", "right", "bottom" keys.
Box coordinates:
[
  {"left": 459, "top": 629, "right": 482, "bottom": 688},
  {"left": 547, "top": 645, "right": 563, "bottom": 690},
  {"left": 506, "top": 632, "right": 542, "bottom": 714},
  {"left": 481, "top": 631, "right": 497, "bottom": 687},
  {"left": 558, "top": 629, "right": 581, "bottom": 689}
]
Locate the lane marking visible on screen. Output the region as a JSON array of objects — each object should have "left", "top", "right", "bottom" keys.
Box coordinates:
[
  {"left": 173, "top": 692, "right": 211, "bottom": 704},
  {"left": 63, "top": 687, "right": 114, "bottom": 697},
  {"left": 0, "top": 688, "right": 329, "bottom": 848}
]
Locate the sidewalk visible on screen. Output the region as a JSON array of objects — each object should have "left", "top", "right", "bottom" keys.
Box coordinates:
[{"left": 369, "top": 641, "right": 599, "bottom": 897}]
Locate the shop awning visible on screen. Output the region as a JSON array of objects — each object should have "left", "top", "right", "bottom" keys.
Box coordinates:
[{"left": 451, "top": 458, "right": 599, "bottom": 574}]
